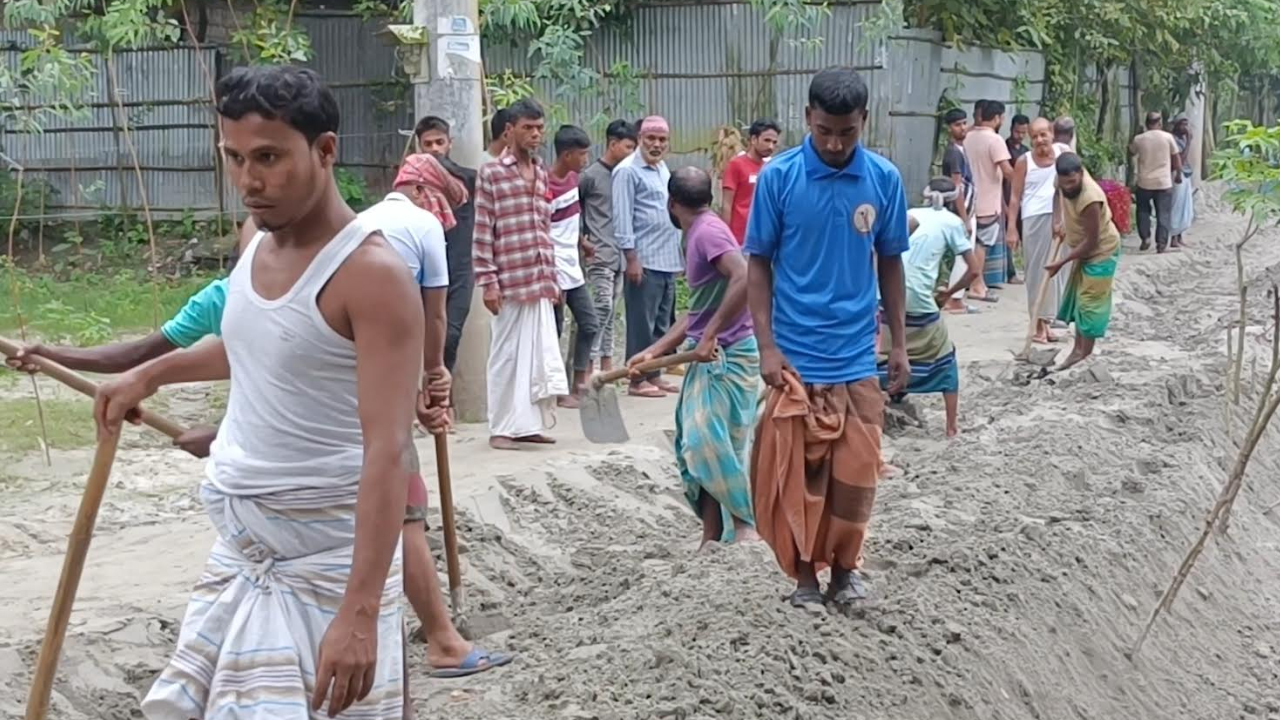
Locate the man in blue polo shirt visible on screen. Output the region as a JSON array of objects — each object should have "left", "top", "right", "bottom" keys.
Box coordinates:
[{"left": 745, "top": 66, "right": 910, "bottom": 612}]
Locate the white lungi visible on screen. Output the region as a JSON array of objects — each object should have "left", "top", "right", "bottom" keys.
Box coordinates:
[{"left": 487, "top": 298, "right": 568, "bottom": 437}]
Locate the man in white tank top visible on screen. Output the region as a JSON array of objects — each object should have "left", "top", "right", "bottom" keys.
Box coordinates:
[
  {"left": 95, "top": 65, "right": 423, "bottom": 719},
  {"left": 1007, "top": 117, "right": 1069, "bottom": 344}
]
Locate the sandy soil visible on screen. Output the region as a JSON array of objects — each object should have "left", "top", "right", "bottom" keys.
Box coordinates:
[{"left": 5, "top": 190, "right": 1280, "bottom": 720}]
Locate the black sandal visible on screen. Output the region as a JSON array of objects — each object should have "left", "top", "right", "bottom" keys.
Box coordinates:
[
  {"left": 787, "top": 586, "right": 826, "bottom": 613},
  {"left": 827, "top": 571, "right": 871, "bottom": 606}
]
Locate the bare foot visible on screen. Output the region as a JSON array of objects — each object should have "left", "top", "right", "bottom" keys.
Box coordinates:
[
  {"left": 734, "top": 526, "right": 763, "bottom": 544},
  {"left": 599, "top": 358, "right": 614, "bottom": 373},
  {"left": 697, "top": 540, "right": 722, "bottom": 555},
  {"left": 653, "top": 378, "right": 680, "bottom": 394},
  {"left": 489, "top": 436, "right": 521, "bottom": 451},
  {"left": 557, "top": 394, "right": 581, "bottom": 409},
  {"left": 514, "top": 434, "right": 556, "bottom": 444},
  {"left": 426, "top": 637, "right": 473, "bottom": 671},
  {"left": 946, "top": 424, "right": 959, "bottom": 439},
  {"left": 879, "top": 463, "right": 904, "bottom": 480},
  {"left": 628, "top": 382, "right": 665, "bottom": 398}
]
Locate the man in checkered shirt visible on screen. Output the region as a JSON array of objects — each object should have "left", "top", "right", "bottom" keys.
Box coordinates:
[{"left": 473, "top": 98, "right": 569, "bottom": 450}]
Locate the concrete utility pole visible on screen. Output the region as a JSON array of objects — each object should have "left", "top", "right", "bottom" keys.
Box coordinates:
[{"left": 412, "top": 0, "right": 489, "bottom": 422}]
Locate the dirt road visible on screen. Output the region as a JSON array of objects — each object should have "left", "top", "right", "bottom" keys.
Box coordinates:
[{"left": 4, "top": 191, "right": 1280, "bottom": 719}]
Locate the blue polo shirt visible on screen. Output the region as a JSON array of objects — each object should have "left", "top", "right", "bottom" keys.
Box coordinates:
[{"left": 743, "top": 136, "right": 909, "bottom": 384}]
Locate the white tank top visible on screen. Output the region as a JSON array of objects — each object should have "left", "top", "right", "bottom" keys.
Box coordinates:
[
  {"left": 1021, "top": 148, "right": 1062, "bottom": 219},
  {"left": 207, "top": 217, "right": 372, "bottom": 496}
]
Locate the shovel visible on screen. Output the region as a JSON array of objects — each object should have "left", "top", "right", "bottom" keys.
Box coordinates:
[
  {"left": 1012, "top": 234, "right": 1066, "bottom": 363},
  {"left": 580, "top": 350, "right": 701, "bottom": 444}
]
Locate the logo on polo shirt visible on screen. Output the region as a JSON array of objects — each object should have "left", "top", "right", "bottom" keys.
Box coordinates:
[{"left": 853, "top": 204, "right": 877, "bottom": 234}]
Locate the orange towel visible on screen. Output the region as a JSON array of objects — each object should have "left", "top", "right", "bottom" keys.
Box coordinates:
[{"left": 750, "top": 371, "right": 883, "bottom": 579}]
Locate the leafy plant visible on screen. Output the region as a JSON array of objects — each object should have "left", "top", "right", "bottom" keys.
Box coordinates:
[
  {"left": 335, "top": 168, "right": 369, "bottom": 210},
  {"left": 230, "top": 0, "right": 314, "bottom": 64}
]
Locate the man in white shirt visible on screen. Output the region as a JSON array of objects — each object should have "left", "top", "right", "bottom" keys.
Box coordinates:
[
  {"left": 547, "top": 124, "right": 600, "bottom": 406},
  {"left": 360, "top": 154, "right": 514, "bottom": 678}
]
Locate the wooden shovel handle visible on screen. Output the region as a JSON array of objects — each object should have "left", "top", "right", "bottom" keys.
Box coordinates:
[
  {"left": 432, "top": 432, "right": 463, "bottom": 610},
  {"left": 25, "top": 431, "right": 121, "bottom": 720},
  {"left": 0, "top": 335, "right": 187, "bottom": 440},
  {"left": 591, "top": 350, "right": 703, "bottom": 388},
  {"left": 1018, "top": 235, "right": 1066, "bottom": 357}
]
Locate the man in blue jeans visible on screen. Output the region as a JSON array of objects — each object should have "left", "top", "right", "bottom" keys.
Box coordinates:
[{"left": 614, "top": 115, "right": 684, "bottom": 398}]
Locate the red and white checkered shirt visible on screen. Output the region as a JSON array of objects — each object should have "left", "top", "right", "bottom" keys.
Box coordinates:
[{"left": 472, "top": 151, "right": 559, "bottom": 303}]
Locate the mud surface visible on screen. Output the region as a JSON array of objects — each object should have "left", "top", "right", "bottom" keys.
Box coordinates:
[{"left": 4, "top": 190, "right": 1280, "bottom": 720}]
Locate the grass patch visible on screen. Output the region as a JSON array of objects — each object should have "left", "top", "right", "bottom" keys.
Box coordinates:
[
  {"left": 0, "top": 396, "right": 96, "bottom": 454},
  {"left": 1, "top": 266, "right": 220, "bottom": 345}
]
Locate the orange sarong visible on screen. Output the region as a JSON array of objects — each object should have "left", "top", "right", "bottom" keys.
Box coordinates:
[{"left": 750, "top": 371, "right": 883, "bottom": 579}]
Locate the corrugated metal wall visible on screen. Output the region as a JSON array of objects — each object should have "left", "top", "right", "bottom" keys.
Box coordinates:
[
  {"left": 0, "top": 12, "right": 410, "bottom": 219},
  {"left": 1, "top": 2, "right": 1047, "bottom": 217}
]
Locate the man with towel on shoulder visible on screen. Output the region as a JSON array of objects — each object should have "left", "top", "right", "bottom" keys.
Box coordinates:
[{"left": 745, "top": 66, "right": 910, "bottom": 613}]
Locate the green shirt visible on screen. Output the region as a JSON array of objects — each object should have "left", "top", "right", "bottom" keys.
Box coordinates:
[{"left": 160, "top": 278, "right": 228, "bottom": 348}]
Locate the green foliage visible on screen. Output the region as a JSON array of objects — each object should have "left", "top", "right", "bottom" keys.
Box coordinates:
[
  {"left": 1212, "top": 120, "right": 1280, "bottom": 225},
  {"left": 335, "top": 168, "right": 369, "bottom": 210},
  {"left": 229, "top": 0, "right": 314, "bottom": 64}
]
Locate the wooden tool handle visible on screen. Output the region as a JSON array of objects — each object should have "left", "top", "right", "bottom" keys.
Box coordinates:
[
  {"left": 25, "top": 432, "right": 121, "bottom": 720},
  {"left": 433, "top": 433, "right": 463, "bottom": 610},
  {"left": 1019, "top": 235, "right": 1066, "bottom": 356},
  {"left": 591, "top": 350, "right": 703, "bottom": 388},
  {"left": 0, "top": 335, "right": 187, "bottom": 440}
]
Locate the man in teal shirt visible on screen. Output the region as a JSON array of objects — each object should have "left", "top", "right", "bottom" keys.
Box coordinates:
[
  {"left": 875, "top": 177, "right": 978, "bottom": 438},
  {"left": 744, "top": 67, "right": 911, "bottom": 611},
  {"left": 6, "top": 276, "right": 229, "bottom": 456}
]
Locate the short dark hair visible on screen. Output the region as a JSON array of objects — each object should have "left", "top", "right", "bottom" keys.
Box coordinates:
[
  {"left": 215, "top": 65, "right": 339, "bottom": 144},
  {"left": 808, "top": 67, "right": 869, "bottom": 116},
  {"left": 748, "top": 119, "right": 781, "bottom": 137},
  {"left": 554, "top": 124, "right": 591, "bottom": 156},
  {"left": 1056, "top": 152, "right": 1084, "bottom": 176},
  {"left": 489, "top": 107, "right": 511, "bottom": 142},
  {"left": 507, "top": 98, "right": 545, "bottom": 125},
  {"left": 984, "top": 100, "right": 1006, "bottom": 119},
  {"left": 415, "top": 115, "right": 449, "bottom": 138},
  {"left": 974, "top": 100, "right": 989, "bottom": 122},
  {"left": 942, "top": 108, "right": 967, "bottom": 125},
  {"left": 1012, "top": 114, "right": 1030, "bottom": 127},
  {"left": 1145, "top": 111, "right": 1163, "bottom": 128},
  {"left": 928, "top": 176, "right": 957, "bottom": 194},
  {"left": 669, "top": 166, "right": 713, "bottom": 210},
  {"left": 606, "top": 119, "right": 637, "bottom": 143},
  {"left": 1054, "top": 116, "right": 1076, "bottom": 141}
]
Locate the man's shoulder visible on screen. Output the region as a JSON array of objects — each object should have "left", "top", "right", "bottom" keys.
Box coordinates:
[
  {"left": 758, "top": 145, "right": 803, "bottom": 181},
  {"left": 861, "top": 148, "right": 902, "bottom": 183}
]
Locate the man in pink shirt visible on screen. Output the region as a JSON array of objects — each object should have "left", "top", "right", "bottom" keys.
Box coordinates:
[
  {"left": 721, "top": 119, "right": 781, "bottom": 244},
  {"left": 963, "top": 100, "right": 1014, "bottom": 301}
]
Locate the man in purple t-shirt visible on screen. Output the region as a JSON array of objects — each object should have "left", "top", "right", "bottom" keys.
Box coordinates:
[{"left": 627, "top": 166, "right": 760, "bottom": 550}]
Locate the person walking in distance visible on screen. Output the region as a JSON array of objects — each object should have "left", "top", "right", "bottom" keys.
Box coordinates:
[
  {"left": 939, "top": 107, "right": 974, "bottom": 314},
  {"left": 745, "top": 67, "right": 911, "bottom": 612},
  {"left": 473, "top": 98, "right": 567, "bottom": 451},
  {"left": 1003, "top": 113, "right": 1030, "bottom": 286},
  {"left": 721, "top": 119, "right": 781, "bottom": 245},
  {"left": 579, "top": 120, "right": 637, "bottom": 373},
  {"left": 1049, "top": 153, "right": 1123, "bottom": 370},
  {"left": 94, "top": 65, "right": 422, "bottom": 719},
  {"left": 1170, "top": 114, "right": 1195, "bottom": 248},
  {"left": 547, "top": 124, "right": 601, "bottom": 407},
  {"left": 614, "top": 115, "right": 684, "bottom": 398},
  {"left": 415, "top": 115, "right": 478, "bottom": 375},
  {"left": 628, "top": 166, "right": 760, "bottom": 551},
  {"left": 964, "top": 99, "right": 1014, "bottom": 298},
  {"left": 1007, "top": 117, "right": 1066, "bottom": 344},
  {"left": 1129, "top": 110, "right": 1183, "bottom": 253}
]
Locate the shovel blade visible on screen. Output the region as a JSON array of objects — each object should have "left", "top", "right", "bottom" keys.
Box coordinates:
[{"left": 580, "top": 384, "right": 629, "bottom": 443}]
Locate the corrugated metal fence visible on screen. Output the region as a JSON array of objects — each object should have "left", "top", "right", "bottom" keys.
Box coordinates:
[
  {"left": 0, "top": 12, "right": 412, "bottom": 219},
  {"left": 2, "top": 2, "right": 1047, "bottom": 217}
]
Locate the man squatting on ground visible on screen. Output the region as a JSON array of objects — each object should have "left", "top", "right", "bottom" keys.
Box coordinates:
[
  {"left": 1050, "top": 153, "right": 1122, "bottom": 371},
  {"left": 473, "top": 98, "right": 568, "bottom": 450},
  {"left": 92, "top": 64, "right": 421, "bottom": 718},
  {"left": 547, "top": 123, "right": 601, "bottom": 407},
  {"left": 627, "top": 166, "right": 761, "bottom": 551},
  {"left": 745, "top": 66, "right": 911, "bottom": 612},
  {"left": 876, "top": 177, "right": 978, "bottom": 439},
  {"left": 614, "top": 115, "right": 684, "bottom": 398},
  {"left": 578, "top": 120, "right": 638, "bottom": 372}
]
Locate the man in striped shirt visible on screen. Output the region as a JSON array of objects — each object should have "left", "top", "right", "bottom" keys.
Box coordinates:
[
  {"left": 614, "top": 115, "right": 684, "bottom": 398},
  {"left": 473, "top": 98, "right": 568, "bottom": 450},
  {"left": 548, "top": 124, "right": 600, "bottom": 407}
]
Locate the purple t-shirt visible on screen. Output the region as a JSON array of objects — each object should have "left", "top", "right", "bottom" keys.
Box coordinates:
[{"left": 684, "top": 212, "right": 753, "bottom": 346}]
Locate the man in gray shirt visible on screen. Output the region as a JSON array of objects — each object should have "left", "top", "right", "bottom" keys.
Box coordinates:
[
  {"left": 579, "top": 119, "right": 637, "bottom": 373},
  {"left": 613, "top": 115, "right": 684, "bottom": 397}
]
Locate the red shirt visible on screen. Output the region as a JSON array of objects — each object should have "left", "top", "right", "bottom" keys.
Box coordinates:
[
  {"left": 472, "top": 152, "right": 559, "bottom": 303},
  {"left": 722, "top": 153, "right": 765, "bottom": 244}
]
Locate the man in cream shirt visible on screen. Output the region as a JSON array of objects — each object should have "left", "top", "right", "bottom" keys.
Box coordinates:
[{"left": 1129, "top": 111, "right": 1183, "bottom": 253}]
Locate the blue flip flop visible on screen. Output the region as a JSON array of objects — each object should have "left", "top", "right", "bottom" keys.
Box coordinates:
[{"left": 429, "top": 647, "right": 515, "bottom": 679}]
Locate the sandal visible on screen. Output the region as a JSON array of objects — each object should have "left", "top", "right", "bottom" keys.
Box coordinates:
[
  {"left": 826, "top": 571, "right": 871, "bottom": 606},
  {"left": 787, "top": 587, "right": 826, "bottom": 614}
]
